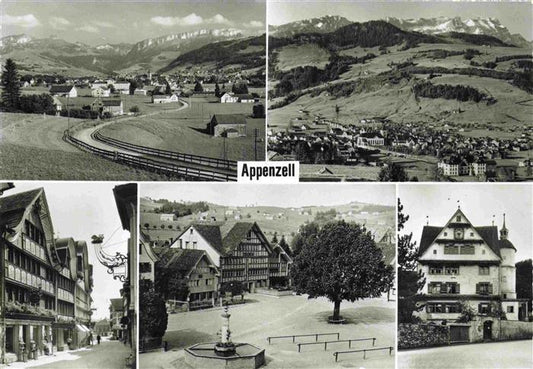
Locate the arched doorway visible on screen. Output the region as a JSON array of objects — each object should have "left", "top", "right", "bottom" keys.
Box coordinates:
[{"left": 483, "top": 320, "right": 493, "bottom": 340}]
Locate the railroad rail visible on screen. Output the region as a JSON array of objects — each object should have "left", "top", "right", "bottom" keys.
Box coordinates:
[
  {"left": 92, "top": 130, "right": 237, "bottom": 171},
  {"left": 64, "top": 131, "right": 237, "bottom": 181}
]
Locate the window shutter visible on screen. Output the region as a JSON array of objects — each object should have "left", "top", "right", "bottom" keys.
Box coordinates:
[
  {"left": 457, "top": 284, "right": 460, "bottom": 294},
  {"left": 488, "top": 284, "right": 493, "bottom": 294},
  {"left": 476, "top": 283, "right": 480, "bottom": 294},
  {"left": 440, "top": 283, "right": 447, "bottom": 293},
  {"left": 478, "top": 303, "right": 482, "bottom": 313}
]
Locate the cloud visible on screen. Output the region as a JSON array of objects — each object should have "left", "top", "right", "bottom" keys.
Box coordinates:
[
  {"left": 244, "top": 20, "right": 264, "bottom": 28},
  {"left": 3, "top": 14, "right": 40, "bottom": 28},
  {"left": 93, "top": 21, "right": 115, "bottom": 28},
  {"left": 79, "top": 25, "right": 99, "bottom": 33},
  {"left": 206, "top": 14, "right": 232, "bottom": 25},
  {"left": 151, "top": 13, "right": 233, "bottom": 27},
  {"left": 49, "top": 17, "right": 71, "bottom": 30}
]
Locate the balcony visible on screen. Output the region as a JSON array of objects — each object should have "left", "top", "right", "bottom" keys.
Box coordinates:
[
  {"left": 22, "top": 235, "right": 46, "bottom": 261},
  {"left": 5, "top": 263, "right": 54, "bottom": 294}
]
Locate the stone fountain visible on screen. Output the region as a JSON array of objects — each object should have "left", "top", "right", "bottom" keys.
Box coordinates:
[{"left": 184, "top": 304, "right": 265, "bottom": 368}]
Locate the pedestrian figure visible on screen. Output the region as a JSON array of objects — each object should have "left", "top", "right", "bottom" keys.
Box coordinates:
[
  {"left": 89, "top": 332, "right": 93, "bottom": 346},
  {"left": 97, "top": 335, "right": 101, "bottom": 345}
]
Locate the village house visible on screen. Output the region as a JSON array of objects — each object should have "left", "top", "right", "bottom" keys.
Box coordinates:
[
  {"left": 109, "top": 298, "right": 124, "bottom": 340},
  {"left": 134, "top": 89, "right": 147, "bottom": 95},
  {"left": 91, "top": 87, "right": 111, "bottom": 98},
  {"left": 209, "top": 114, "right": 247, "bottom": 137},
  {"left": 220, "top": 92, "right": 239, "bottom": 103},
  {"left": 154, "top": 247, "right": 218, "bottom": 310},
  {"left": 49, "top": 85, "right": 77, "bottom": 98},
  {"left": 0, "top": 188, "right": 93, "bottom": 363},
  {"left": 151, "top": 94, "right": 179, "bottom": 104},
  {"left": 169, "top": 222, "right": 291, "bottom": 293},
  {"left": 91, "top": 99, "right": 124, "bottom": 116},
  {"left": 112, "top": 82, "right": 131, "bottom": 94},
  {"left": 356, "top": 132, "right": 385, "bottom": 147},
  {"left": 416, "top": 207, "right": 529, "bottom": 341}
]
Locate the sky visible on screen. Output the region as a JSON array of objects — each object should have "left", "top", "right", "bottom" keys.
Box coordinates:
[
  {"left": 5, "top": 181, "right": 131, "bottom": 321},
  {"left": 1, "top": 0, "right": 266, "bottom": 45},
  {"left": 399, "top": 184, "right": 533, "bottom": 263},
  {"left": 268, "top": 0, "right": 532, "bottom": 40},
  {"left": 141, "top": 183, "right": 396, "bottom": 207}
]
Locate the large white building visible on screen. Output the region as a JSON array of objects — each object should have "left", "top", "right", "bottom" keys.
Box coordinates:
[{"left": 416, "top": 208, "right": 528, "bottom": 326}]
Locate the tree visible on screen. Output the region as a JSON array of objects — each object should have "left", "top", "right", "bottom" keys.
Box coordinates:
[
  {"left": 129, "top": 105, "right": 140, "bottom": 114},
  {"left": 194, "top": 81, "right": 203, "bottom": 93},
  {"left": 220, "top": 281, "right": 244, "bottom": 301},
  {"left": 278, "top": 235, "right": 291, "bottom": 257},
  {"left": 167, "top": 275, "right": 189, "bottom": 301},
  {"left": 214, "top": 83, "right": 221, "bottom": 97},
  {"left": 397, "top": 198, "right": 426, "bottom": 323},
  {"left": 129, "top": 80, "right": 138, "bottom": 95},
  {"left": 139, "top": 280, "right": 168, "bottom": 342},
  {"left": 1, "top": 58, "right": 21, "bottom": 111},
  {"left": 379, "top": 163, "right": 409, "bottom": 182},
  {"left": 232, "top": 82, "right": 248, "bottom": 94},
  {"left": 165, "top": 82, "right": 172, "bottom": 95},
  {"left": 516, "top": 259, "right": 532, "bottom": 311},
  {"left": 252, "top": 103, "right": 265, "bottom": 118},
  {"left": 271, "top": 232, "right": 278, "bottom": 244},
  {"left": 291, "top": 220, "right": 394, "bottom": 322},
  {"left": 291, "top": 221, "right": 319, "bottom": 257}
]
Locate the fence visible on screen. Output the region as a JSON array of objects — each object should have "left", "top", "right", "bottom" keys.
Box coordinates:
[
  {"left": 297, "top": 337, "right": 376, "bottom": 352},
  {"left": 267, "top": 333, "right": 340, "bottom": 344},
  {"left": 93, "top": 131, "right": 237, "bottom": 171},
  {"left": 64, "top": 131, "right": 237, "bottom": 181},
  {"left": 333, "top": 346, "right": 394, "bottom": 362}
]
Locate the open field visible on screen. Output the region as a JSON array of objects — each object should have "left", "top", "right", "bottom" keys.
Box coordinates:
[
  {"left": 140, "top": 199, "right": 394, "bottom": 245},
  {"left": 0, "top": 113, "right": 175, "bottom": 180},
  {"left": 275, "top": 44, "right": 330, "bottom": 71},
  {"left": 269, "top": 42, "right": 532, "bottom": 129},
  {"left": 139, "top": 293, "right": 395, "bottom": 369},
  {"left": 100, "top": 96, "right": 265, "bottom": 161}
]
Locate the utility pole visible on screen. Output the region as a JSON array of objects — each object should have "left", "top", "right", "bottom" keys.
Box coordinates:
[{"left": 254, "top": 128, "right": 260, "bottom": 161}]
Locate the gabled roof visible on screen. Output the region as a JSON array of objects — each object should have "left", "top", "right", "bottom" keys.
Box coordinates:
[
  {"left": 102, "top": 100, "right": 122, "bottom": 106},
  {"left": 158, "top": 248, "right": 206, "bottom": 275},
  {"left": 222, "top": 222, "right": 272, "bottom": 255},
  {"left": 194, "top": 224, "right": 224, "bottom": 253},
  {"left": 50, "top": 85, "right": 75, "bottom": 93},
  {"left": 211, "top": 114, "right": 247, "bottom": 125},
  {"left": 419, "top": 225, "right": 504, "bottom": 258},
  {"left": 110, "top": 298, "right": 123, "bottom": 312},
  {"left": 0, "top": 188, "right": 42, "bottom": 229}
]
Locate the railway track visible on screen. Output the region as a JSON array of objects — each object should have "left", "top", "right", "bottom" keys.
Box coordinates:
[{"left": 64, "top": 101, "right": 237, "bottom": 181}]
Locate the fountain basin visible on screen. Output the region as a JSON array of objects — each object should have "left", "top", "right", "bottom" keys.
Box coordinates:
[{"left": 185, "top": 342, "right": 265, "bottom": 369}]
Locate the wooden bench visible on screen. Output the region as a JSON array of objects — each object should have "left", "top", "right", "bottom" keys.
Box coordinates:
[
  {"left": 297, "top": 337, "right": 376, "bottom": 352},
  {"left": 333, "top": 346, "right": 394, "bottom": 362}
]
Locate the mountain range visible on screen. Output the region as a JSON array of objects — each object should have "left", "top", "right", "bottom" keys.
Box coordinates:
[
  {"left": 270, "top": 15, "right": 531, "bottom": 48},
  {"left": 0, "top": 28, "right": 251, "bottom": 76}
]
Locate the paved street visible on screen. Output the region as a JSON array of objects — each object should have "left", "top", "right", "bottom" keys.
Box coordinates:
[
  {"left": 140, "top": 292, "right": 395, "bottom": 369},
  {"left": 398, "top": 339, "right": 533, "bottom": 369},
  {"left": 3, "top": 339, "right": 131, "bottom": 369}
]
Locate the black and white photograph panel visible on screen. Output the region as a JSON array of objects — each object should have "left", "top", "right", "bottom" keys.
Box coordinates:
[
  {"left": 138, "top": 183, "right": 396, "bottom": 369},
  {"left": 0, "top": 182, "right": 137, "bottom": 369},
  {"left": 0, "top": 0, "right": 266, "bottom": 181},
  {"left": 397, "top": 184, "right": 533, "bottom": 369},
  {"left": 267, "top": 0, "right": 533, "bottom": 182}
]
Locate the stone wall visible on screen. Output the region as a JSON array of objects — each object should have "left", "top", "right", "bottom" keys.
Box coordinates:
[
  {"left": 499, "top": 320, "right": 533, "bottom": 340},
  {"left": 398, "top": 323, "right": 450, "bottom": 349}
]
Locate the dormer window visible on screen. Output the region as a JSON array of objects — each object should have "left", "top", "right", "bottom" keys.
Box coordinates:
[
  {"left": 456, "top": 215, "right": 462, "bottom": 222},
  {"left": 443, "top": 232, "right": 447, "bottom": 236}
]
